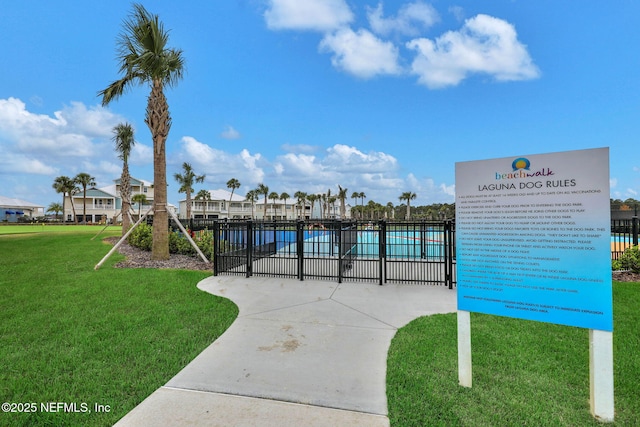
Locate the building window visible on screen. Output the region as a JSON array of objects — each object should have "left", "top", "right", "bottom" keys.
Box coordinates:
[{"left": 143, "top": 187, "right": 148, "bottom": 193}]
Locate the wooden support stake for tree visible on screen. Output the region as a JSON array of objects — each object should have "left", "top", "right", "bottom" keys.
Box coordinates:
[
  {"left": 167, "top": 209, "right": 210, "bottom": 264},
  {"left": 94, "top": 206, "right": 153, "bottom": 270}
]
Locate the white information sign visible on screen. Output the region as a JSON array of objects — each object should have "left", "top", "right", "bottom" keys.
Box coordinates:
[{"left": 456, "top": 147, "right": 612, "bottom": 331}]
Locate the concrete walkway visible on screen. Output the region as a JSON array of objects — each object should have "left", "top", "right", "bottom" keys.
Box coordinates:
[{"left": 114, "top": 276, "right": 457, "bottom": 426}]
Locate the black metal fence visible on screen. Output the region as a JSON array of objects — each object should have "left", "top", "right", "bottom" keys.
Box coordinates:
[
  {"left": 611, "top": 217, "right": 639, "bottom": 260},
  {"left": 211, "top": 219, "right": 456, "bottom": 288},
  {"left": 172, "top": 216, "right": 637, "bottom": 286}
]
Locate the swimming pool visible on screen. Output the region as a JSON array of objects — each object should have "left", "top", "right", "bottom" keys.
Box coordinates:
[{"left": 275, "top": 229, "right": 447, "bottom": 259}]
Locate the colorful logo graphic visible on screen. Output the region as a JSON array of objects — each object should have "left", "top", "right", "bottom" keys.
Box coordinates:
[{"left": 512, "top": 158, "right": 530, "bottom": 171}]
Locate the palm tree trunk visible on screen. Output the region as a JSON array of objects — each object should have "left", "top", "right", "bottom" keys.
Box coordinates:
[
  {"left": 121, "top": 166, "right": 132, "bottom": 236},
  {"left": 70, "top": 194, "right": 78, "bottom": 223},
  {"left": 147, "top": 79, "right": 170, "bottom": 260},
  {"left": 83, "top": 187, "right": 87, "bottom": 223}
]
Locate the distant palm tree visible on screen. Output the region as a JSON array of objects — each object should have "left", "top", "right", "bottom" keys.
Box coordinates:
[
  {"left": 328, "top": 195, "right": 337, "bottom": 219},
  {"left": 351, "top": 191, "right": 360, "bottom": 219},
  {"left": 47, "top": 202, "right": 63, "bottom": 221},
  {"left": 294, "top": 191, "right": 307, "bottom": 219},
  {"left": 226, "top": 178, "right": 241, "bottom": 219},
  {"left": 399, "top": 191, "right": 417, "bottom": 220},
  {"left": 99, "top": 3, "right": 185, "bottom": 260},
  {"left": 174, "top": 162, "right": 205, "bottom": 219},
  {"left": 268, "top": 192, "right": 280, "bottom": 219},
  {"left": 279, "top": 192, "right": 290, "bottom": 219},
  {"left": 359, "top": 192, "right": 367, "bottom": 207},
  {"left": 113, "top": 122, "right": 136, "bottom": 235},
  {"left": 132, "top": 193, "right": 148, "bottom": 219},
  {"left": 386, "top": 202, "right": 395, "bottom": 219},
  {"left": 244, "top": 190, "right": 259, "bottom": 219},
  {"left": 256, "top": 183, "right": 269, "bottom": 219},
  {"left": 52, "top": 176, "right": 79, "bottom": 223},
  {"left": 307, "top": 194, "right": 319, "bottom": 219},
  {"left": 74, "top": 173, "right": 96, "bottom": 223},
  {"left": 338, "top": 185, "right": 348, "bottom": 219},
  {"left": 195, "top": 189, "right": 211, "bottom": 219}
]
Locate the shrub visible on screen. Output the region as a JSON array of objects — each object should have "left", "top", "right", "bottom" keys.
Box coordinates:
[
  {"left": 126, "top": 226, "right": 215, "bottom": 261},
  {"left": 127, "top": 223, "right": 153, "bottom": 251},
  {"left": 616, "top": 245, "right": 640, "bottom": 273}
]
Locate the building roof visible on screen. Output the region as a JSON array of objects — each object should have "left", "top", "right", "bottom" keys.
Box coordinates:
[
  {"left": 83, "top": 188, "right": 117, "bottom": 198},
  {"left": 114, "top": 177, "right": 152, "bottom": 187},
  {"left": 0, "top": 195, "right": 43, "bottom": 209}
]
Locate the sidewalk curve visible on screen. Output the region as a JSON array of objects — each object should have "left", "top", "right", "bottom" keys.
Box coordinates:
[{"left": 114, "top": 276, "right": 457, "bottom": 426}]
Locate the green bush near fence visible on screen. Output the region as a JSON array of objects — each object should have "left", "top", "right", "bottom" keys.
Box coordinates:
[
  {"left": 612, "top": 245, "right": 640, "bottom": 272},
  {"left": 127, "top": 224, "right": 214, "bottom": 260}
]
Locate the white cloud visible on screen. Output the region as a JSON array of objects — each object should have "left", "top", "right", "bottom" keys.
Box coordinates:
[
  {"left": 0, "top": 97, "right": 126, "bottom": 186},
  {"left": 325, "top": 144, "right": 398, "bottom": 173},
  {"left": 179, "top": 136, "right": 265, "bottom": 185},
  {"left": 130, "top": 143, "right": 153, "bottom": 165},
  {"left": 276, "top": 153, "right": 323, "bottom": 176},
  {"left": 367, "top": 1, "right": 439, "bottom": 36},
  {"left": 264, "top": 0, "right": 353, "bottom": 32},
  {"left": 406, "top": 14, "right": 540, "bottom": 88},
  {"left": 0, "top": 152, "right": 58, "bottom": 175},
  {"left": 220, "top": 125, "right": 241, "bottom": 140},
  {"left": 319, "top": 28, "right": 402, "bottom": 78}
]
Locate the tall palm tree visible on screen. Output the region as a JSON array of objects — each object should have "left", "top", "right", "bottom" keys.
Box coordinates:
[
  {"left": 195, "top": 189, "right": 211, "bottom": 219},
  {"left": 74, "top": 173, "right": 96, "bottom": 224},
  {"left": 294, "top": 191, "right": 307, "bottom": 219},
  {"left": 328, "top": 195, "right": 337, "bottom": 219},
  {"left": 359, "top": 192, "right": 367, "bottom": 207},
  {"left": 307, "top": 194, "right": 319, "bottom": 219},
  {"left": 256, "top": 183, "right": 269, "bottom": 219},
  {"left": 279, "top": 192, "right": 290, "bottom": 219},
  {"left": 399, "top": 191, "right": 417, "bottom": 220},
  {"left": 113, "top": 122, "right": 135, "bottom": 235},
  {"left": 99, "top": 3, "right": 185, "bottom": 260},
  {"left": 245, "top": 190, "right": 259, "bottom": 219},
  {"left": 52, "top": 176, "right": 78, "bottom": 223},
  {"left": 351, "top": 191, "right": 360, "bottom": 219},
  {"left": 47, "top": 202, "right": 63, "bottom": 221},
  {"left": 338, "top": 185, "right": 348, "bottom": 219},
  {"left": 226, "top": 178, "right": 241, "bottom": 219},
  {"left": 174, "top": 162, "right": 205, "bottom": 220},
  {"left": 268, "top": 192, "right": 280, "bottom": 219},
  {"left": 132, "top": 193, "right": 148, "bottom": 219}
]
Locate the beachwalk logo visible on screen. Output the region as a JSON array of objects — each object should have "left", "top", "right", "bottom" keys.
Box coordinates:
[{"left": 496, "top": 157, "right": 554, "bottom": 180}]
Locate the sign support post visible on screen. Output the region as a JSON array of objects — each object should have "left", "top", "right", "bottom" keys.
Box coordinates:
[
  {"left": 457, "top": 310, "right": 472, "bottom": 387},
  {"left": 590, "top": 329, "right": 614, "bottom": 422}
]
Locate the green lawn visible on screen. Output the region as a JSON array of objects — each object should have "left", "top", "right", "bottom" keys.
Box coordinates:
[
  {"left": 0, "top": 231, "right": 238, "bottom": 426},
  {"left": 3, "top": 229, "right": 638, "bottom": 426},
  {"left": 387, "top": 282, "right": 640, "bottom": 426},
  {"left": 0, "top": 224, "right": 121, "bottom": 235}
]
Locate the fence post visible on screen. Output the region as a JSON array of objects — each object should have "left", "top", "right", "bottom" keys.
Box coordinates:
[
  {"left": 337, "top": 220, "right": 343, "bottom": 284},
  {"left": 212, "top": 221, "right": 219, "bottom": 276},
  {"left": 444, "top": 220, "right": 453, "bottom": 289},
  {"left": 297, "top": 220, "right": 305, "bottom": 281},
  {"left": 378, "top": 220, "right": 386, "bottom": 286},
  {"left": 246, "top": 220, "right": 253, "bottom": 278},
  {"left": 633, "top": 216, "right": 638, "bottom": 247}
]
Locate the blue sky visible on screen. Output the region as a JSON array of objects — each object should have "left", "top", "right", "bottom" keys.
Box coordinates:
[{"left": 1, "top": 1, "right": 638, "bottom": 211}]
